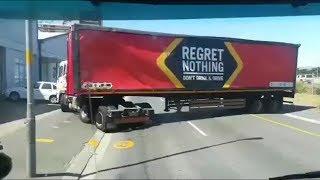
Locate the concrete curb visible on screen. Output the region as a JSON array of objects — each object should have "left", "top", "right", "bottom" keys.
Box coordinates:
[{"left": 62, "top": 130, "right": 105, "bottom": 179}]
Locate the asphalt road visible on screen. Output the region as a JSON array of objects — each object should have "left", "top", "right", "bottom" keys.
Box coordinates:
[
  {"left": 1, "top": 97, "right": 320, "bottom": 179},
  {"left": 80, "top": 97, "right": 320, "bottom": 179}
]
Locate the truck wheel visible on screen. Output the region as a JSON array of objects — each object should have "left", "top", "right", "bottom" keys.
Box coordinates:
[
  {"left": 248, "top": 99, "right": 264, "bottom": 114},
  {"left": 49, "top": 95, "right": 57, "bottom": 104},
  {"left": 95, "top": 106, "right": 117, "bottom": 132},
  {"left": 60, "top": 94, "right": 70, "bottom": 112},
  {"left": 265, "top": 98, "right": 283, "bottom": 113},
  {"left": 79, "top": 105, "right": 92, "bottom": 123}
]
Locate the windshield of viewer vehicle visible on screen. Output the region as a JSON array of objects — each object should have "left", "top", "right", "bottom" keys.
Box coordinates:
[{"left": 0, "top": 1, "right": 320, "bottom": 180}]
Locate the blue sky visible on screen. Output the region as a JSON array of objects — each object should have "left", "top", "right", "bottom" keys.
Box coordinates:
[{"left": 103, "top": 16, "right": 320, "bottom": 68}]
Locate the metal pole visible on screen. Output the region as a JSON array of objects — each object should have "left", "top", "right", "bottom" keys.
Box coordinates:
[{"left": 25, "top": 20, "right": 36, "bottom": 178}]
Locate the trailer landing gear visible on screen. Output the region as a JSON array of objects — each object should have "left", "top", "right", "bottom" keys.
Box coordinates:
[
  {"left": 265, "top": 97, "right": 283, "bottom": 113},
  {"left": 247, "top": 99, "right": 264, "bottom": 114}
]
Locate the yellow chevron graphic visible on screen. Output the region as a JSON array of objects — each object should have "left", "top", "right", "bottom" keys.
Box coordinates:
[
  {"left": 223, "top": 42, "right": 243, "bottom": 88},
  {"left": 157, "top": 38, "right": 185, "bottom": 88}
]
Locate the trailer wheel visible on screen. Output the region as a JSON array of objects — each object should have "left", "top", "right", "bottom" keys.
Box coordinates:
[
  {"left": 95, "top": 106, "right": 117, "bottom": 132},
  {"left": 79, "top": 105, "right": 92, "bottom": 123},
  {"left": 248, "top": 99, "right": 264, "bottom": 114},
  {"left": 60, "top": 94, "right": 71, "bottom": 112},
  {"left": 265, "top": 98, "right": 283, "bottom": 113}
]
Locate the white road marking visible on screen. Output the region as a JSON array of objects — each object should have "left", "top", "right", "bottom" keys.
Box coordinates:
[
  {"left": 284, "top": 113, "right": 320, "bottom": 125},
  {"left": 63, "top": 120, "right": 72, "bottom": 123},
  {"left": 187, "top": 121, "right": 207, "bottom": 136},
  {"left": 52, "top": 125, "right": 59, "bottom": 129}
]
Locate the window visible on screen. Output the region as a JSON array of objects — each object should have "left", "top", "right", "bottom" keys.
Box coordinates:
[
  {"left": 14, "top": 58, "right": 26, "bottom": 87},
  {"left": 41, "top": 83, "right": 52, "bottom": 89},
  {"left": 52, "top": 84, "right": 57, "bottom": 90}
]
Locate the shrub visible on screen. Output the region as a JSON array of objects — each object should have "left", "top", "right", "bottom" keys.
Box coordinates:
[
  {"left": 296, "top": 82, "right": 308, "bottom": 93},
  {"left": 315, "top": 87, "right": 320, "bottom": 95}
]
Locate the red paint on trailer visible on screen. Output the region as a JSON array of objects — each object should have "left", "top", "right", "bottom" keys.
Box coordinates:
[{"left": 231, "top": 43, "right": 297, "bottom": 89}]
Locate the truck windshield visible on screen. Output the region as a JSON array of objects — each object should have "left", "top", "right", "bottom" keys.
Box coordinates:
[{"left": 58, "top": 65, "right": 64, "bottom": 77}]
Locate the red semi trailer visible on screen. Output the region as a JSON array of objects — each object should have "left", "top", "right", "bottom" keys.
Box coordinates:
[{"left": 59, "top": 24, "right": 299, "bottom": 132}]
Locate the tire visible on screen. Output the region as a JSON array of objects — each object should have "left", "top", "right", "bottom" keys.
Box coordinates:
[
  {"left": 0, "top": 152, "right": 12, "bottom": 179},
  {"left": 79, "top": 105, "right": 92, "bottom": 123},
  {"left": 60, "top": 94, "right": 70, "bottom": 112},
  {"left": 49, "top": 95, "right": 57, "bottom": 104},
  {"left": 265, "top": 98, "right": 283, "bottom": 113},
  {"left": 9, "top": 92, "right": 20, "bottom": 101},
  {"left": 248, "top": 99, "right": 264, "bottom": 114},
  {"left": 95, "top": 106, "right": 117, "bottom": 132}
]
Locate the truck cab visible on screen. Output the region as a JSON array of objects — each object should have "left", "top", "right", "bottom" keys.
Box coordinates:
[{"left": 56, "top": 60, "right": 67, "bottom": 102}]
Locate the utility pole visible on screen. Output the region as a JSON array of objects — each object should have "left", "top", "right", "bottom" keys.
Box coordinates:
[{"left": 25, "top": 20, "right": 36, "bottom": 178}]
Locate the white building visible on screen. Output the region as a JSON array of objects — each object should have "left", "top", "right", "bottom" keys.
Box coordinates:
[
  {"left": 40, "top": 34, "right": 67, "bottom": 82},
  {"left": 0, "top": 19, "right": 38, "bottom": 95}
]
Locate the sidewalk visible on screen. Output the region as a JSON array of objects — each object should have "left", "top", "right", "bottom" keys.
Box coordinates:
[{"left": 0, "top": 100, "right": 59, "bottom": 125}]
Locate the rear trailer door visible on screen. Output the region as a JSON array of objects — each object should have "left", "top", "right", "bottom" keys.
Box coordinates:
[{"left": 76, "top": 28, "right": 298, "bottom": 92}]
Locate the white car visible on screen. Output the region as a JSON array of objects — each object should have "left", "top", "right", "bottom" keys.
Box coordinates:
[{"left": 5, "top": 81, "right": 58, "bottom": 103}]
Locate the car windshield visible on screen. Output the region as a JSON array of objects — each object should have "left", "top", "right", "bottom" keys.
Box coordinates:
[{"left": 1, "top": 2, "right": 320, "bottom": 180}]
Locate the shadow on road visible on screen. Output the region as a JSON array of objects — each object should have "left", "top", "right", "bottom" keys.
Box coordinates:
[
  {"left": 155, "top": 104, "right": 316, "bottom": 124},
  {"left": 280, "top": 104, "right": 316, "bottom": 113},
  {"left": 80, "top": 137, "right": 263, "bottom": 178},
  {"left": 0, "top": 100, "right": 59, "bottom": 125},
  {"left": 270, "top": 170, "right": 320, "bottom": 180},
  {"left": 114, "top": 104, "right": 316, "bottom": 132}
]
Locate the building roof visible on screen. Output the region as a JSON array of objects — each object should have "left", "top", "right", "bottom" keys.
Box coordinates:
[{"left": 40, "top": 33, "right": 68, "bottom": 42}]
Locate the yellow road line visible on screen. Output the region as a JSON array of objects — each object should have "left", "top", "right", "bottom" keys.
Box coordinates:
[
  {"left": 251, "top": 114, "right": 320, "bottom": 138},
  {"left": 36, "top": 138, "right": 54, "bottom": 143}
]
